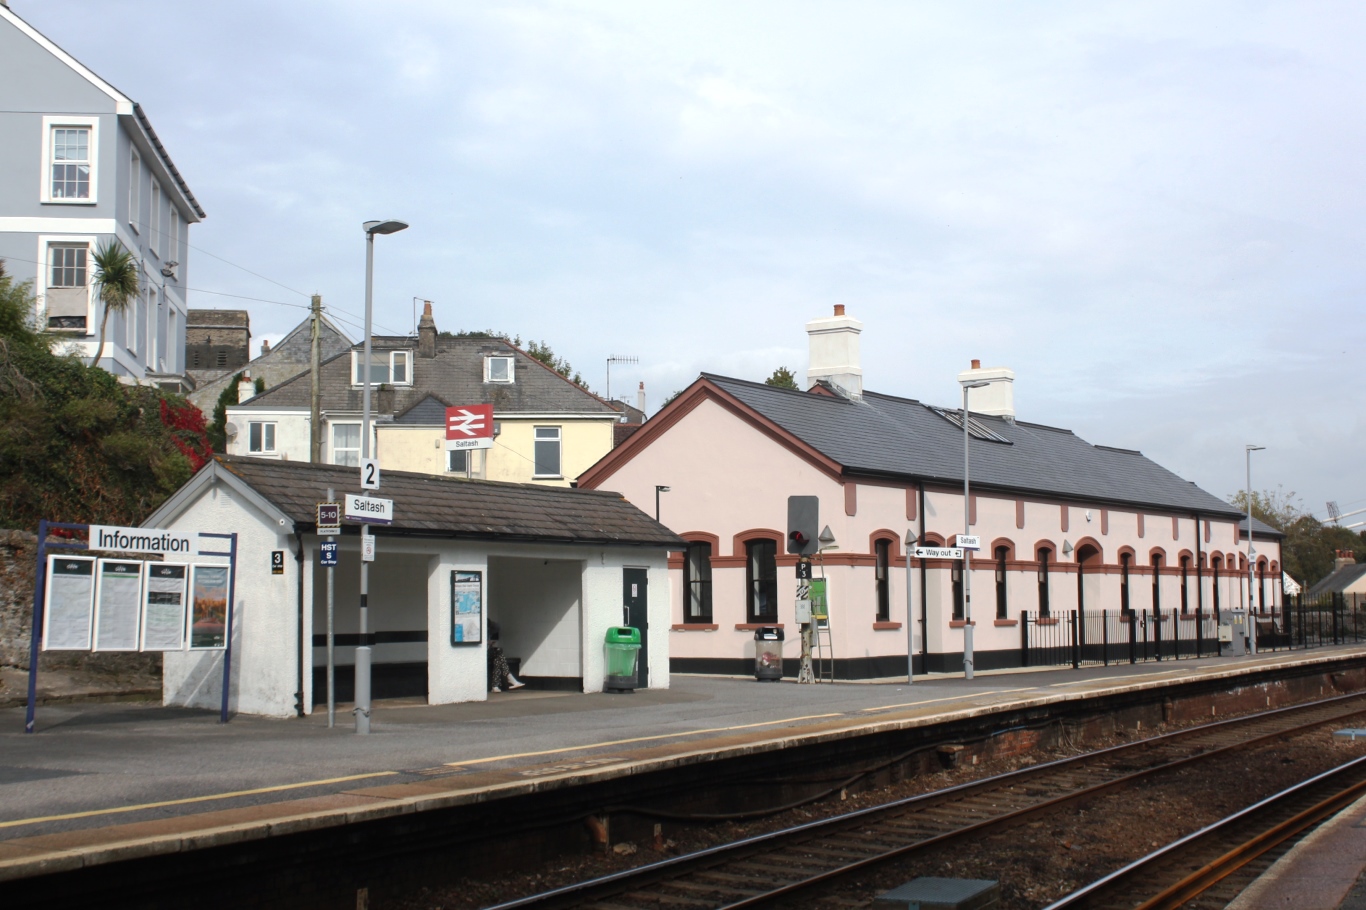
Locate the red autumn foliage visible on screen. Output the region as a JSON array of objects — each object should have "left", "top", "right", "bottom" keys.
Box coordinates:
[{"left": 159, "top": 399, "right": 213, "bottom": 472}]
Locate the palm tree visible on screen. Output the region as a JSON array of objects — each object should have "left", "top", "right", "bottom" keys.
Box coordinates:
[{"left": 90, "top": 239, "right": 139, "bottom": 370}]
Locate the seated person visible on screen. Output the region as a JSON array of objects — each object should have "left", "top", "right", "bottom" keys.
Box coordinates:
[{"left": 487, "top": 620, "right": 524, "bottom": 692}]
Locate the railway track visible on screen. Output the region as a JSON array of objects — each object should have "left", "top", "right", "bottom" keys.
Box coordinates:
[
  {"left": 1043, "top": 753, "right": 1366, "bottom": 909},
  {"left": 488, "top": 692, "right": 1366, "bottom": 910}
]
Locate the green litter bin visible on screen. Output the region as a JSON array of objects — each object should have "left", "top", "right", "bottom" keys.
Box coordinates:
[{"left": 605, "top": 626, "right": 641, "bottom": 693}]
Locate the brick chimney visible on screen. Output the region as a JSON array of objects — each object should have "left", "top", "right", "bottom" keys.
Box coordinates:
[
  {"left": 418, "top": 302, "right": 437, "bottom": 358},
  {"left": 260, "top": 339, "right": 271, "bottom": 355},
  {"left": 805, "top": 304, "right": 863, "bottom": 399},
  {"left": 1335, "top": 550, "right": 1357, "bottom": 570}
]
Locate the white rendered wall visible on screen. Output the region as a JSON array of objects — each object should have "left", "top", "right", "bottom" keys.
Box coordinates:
[{"left": 489, "top": 556, "right": 583, "bottom": 679}]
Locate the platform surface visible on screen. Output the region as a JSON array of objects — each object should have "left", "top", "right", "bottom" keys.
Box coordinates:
[{"left": 2, "top": 646, "right": 1363, "bottom": 884}]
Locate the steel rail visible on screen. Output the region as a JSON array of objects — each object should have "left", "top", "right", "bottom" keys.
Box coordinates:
[
  {"left": 1042, "top": 754, "right": 1366, "bottom": 910},
  {"left": 487, "top": 691, "right": 1366, "bottom": 910}
]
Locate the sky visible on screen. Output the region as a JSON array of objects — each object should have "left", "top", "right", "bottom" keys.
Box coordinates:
[{"left": 17, "top": 1, "right": 1366, "bottom": 521}]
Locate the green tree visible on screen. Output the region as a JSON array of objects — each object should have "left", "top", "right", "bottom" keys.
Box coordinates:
[
  {"left": 764, "top": 366, "right": 800, "bottom": 389},
  {"left": 208, "top": 372, "right": 246, "bottom": 452},
  {"left": 1227, "top": 487, "right": 1366, "bottom": 587},
  {"left": 523, "top": 339, "right": 585, "bottom": 387},
  {"left": 89, "top": 239, "right": 140, "bottom": 369}
]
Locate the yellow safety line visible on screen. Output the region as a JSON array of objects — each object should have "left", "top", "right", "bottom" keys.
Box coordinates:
[
  {"left": 0, "top": 771, "right": 400, "bottom": 830},
  {"left": 444, "top": 713, "right": 845, "bottom": 768},
  {"left": 859, "top": 688, "right": 1032, "bottom": 713}
]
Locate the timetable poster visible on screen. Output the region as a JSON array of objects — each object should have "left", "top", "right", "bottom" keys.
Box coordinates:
[
  {"left": 142, "top": 563, "right": 188, "bottom": 651},
  {"left": 93, "top": 560, "right": 143, "bottom": 651},
  {"left": 190, "top": 565, "right": 229, "bottom": 649},
  {"left": 450, "top": 570, "right": 482, "bottom": 645},
  {"left": 42, "top": 555, "right": 96, "bottom": 650}
]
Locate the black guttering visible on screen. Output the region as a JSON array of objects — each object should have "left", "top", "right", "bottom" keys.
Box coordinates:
[{"left": 291, "top": 523, "right": 681, "bottom": 549}]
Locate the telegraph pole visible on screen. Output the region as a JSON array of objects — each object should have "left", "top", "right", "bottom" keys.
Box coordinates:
[{"left": 310, "top": 294, "right": 322, "bottom": 463}]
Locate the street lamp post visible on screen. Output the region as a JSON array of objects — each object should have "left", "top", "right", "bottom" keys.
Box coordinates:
[
  {"left": 960, "top": 379, "right": 990, "bottom": 680},
  {"left": 655, "top": 485, "right": 670, "bottom": 521},
  {"left": 355, "top": 219, "right": 407, "bottom": 735},
  {"left": 1245, "top": 444, "right": 1265, "bottom": 657}
]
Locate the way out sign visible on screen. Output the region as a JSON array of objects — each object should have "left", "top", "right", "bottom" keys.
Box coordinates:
[{"left": 446, "top": 405, "right": 494, "bottom": 451}]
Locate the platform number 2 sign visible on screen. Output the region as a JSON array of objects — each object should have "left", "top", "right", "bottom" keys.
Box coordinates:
[{"left": 360, "top": 458, "right": 381, "bottom": 490}]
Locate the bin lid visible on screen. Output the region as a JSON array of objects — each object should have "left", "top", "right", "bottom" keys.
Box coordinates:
[
  {"left": 606, "top": 626, "right": 641, "bottom": 644},
  {"left": 754, "top": 626, "right": 784, "bottom": 641}
]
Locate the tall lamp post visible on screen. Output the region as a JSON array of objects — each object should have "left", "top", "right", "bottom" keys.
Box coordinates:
[
  {"left": 960, "top": 379, "right": 990, "bottom": 679},
  {"left": 654, "top": 485, "right": 670, "bottom": 521},
  {"left": 355, "top": 218, "right": 407, "bottom": 735},
  {"left": 1245, "top": 444, "right": 1265, "bottom": 657}
]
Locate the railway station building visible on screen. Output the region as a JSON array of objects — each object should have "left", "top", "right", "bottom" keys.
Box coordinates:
[
  {"left": 142, "top": 456, "right": 681, "bottom": 717},
  {"left": 579, "top": 306, "right": 1285, "bottom": 677}
]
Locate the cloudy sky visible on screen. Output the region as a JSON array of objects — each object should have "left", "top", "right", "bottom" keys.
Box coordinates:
[{"left": 19, "top": 1, "right": 1366, "bottom": 520}]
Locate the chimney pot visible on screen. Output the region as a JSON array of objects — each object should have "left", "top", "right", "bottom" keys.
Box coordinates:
[
  {"left": 834, "top": 304, "right": 845, "bottom": 316},
  {"left": 423, "top": 302, "right": 432, "bottom": 317},
  {"left": 261, "top": 339, "right": 271, "bottom": 355},
  {"left": 971, "top": 358, "right": 980, "bottom": 369}
]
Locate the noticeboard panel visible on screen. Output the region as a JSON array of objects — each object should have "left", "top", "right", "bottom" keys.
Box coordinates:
[
  {"left": 141, "top": 563, "right": 189, "bottom": 651},
  {"left": 189, "top": 564, "right": 229, "bottom": 649},
  {"left": 93, "top": 559, "right": 143, "bottom": 651},
  {"left": 42, "top": 555, "right": 96, "bottom": 650}
]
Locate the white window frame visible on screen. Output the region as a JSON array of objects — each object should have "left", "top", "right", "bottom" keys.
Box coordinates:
[
  {"left": 331, "top": 422, "right": 361, "bottom": 466},
  {"left": 248, "top": 421, "right": 276, "bottom": 454},
  {"left": 533, "top": 425, "right": 562, "bottom": 479},
  {"left": 128, "top": 148, "right": 140, "bottom": 231},
  {"left": 168, "top": 206, "right": 180, "bottom": 264},
  {"left": 40, "top": 116, "right": 99, "bottom": 204},
  {"left": 350, "top": 350, "right": 414, "bottom": 387},
  {"left": 42, "top": 240, "right": 92, "bottom": 333},
  {"left": 485, "top": 355, "right": 514, "bottom": 383},
  {"left": 148, "top": 181, "right": 161, "bottom": 259}
]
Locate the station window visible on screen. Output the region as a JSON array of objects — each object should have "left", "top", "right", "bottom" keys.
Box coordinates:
[
  {"left": 995, "top": 546, "right": 1009, "bottom": 620},
  {"left": 1180, "top": 556, "right": 1190, "bottom": 614},
  {"left": 248, "top": 421, "right": 276, "bottom": 454},
  {"left": 1211, "top": 556, "right": 1222, "bottom": 612},
  {"left": 533, "top": 426, "right": 561, "bottom": 477},
  {"left": 951, "top": 564, "right": 964, "bottom": 621},
  {"left": 745, "top": 539, "right": 777, "bottom": 624},
  {"left": 1151, "top": 553, "right": 1163, "bottom": 613},
  {"left": 874, "top": 538, "right": 890, "bottom": 622},
  {"left": 1037, "top": 548, "right": 1051, "bottom": 617},
  {"left": 1120, "top": 552, "right": 1131, "bottom": 614},
  {"left": 683, "top": 541, "right": 713, "bottom": 623}
]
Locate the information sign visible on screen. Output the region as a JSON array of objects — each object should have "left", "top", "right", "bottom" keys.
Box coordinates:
[
  {"left": 316, "top": 502, "right": 341, "bottom": 536},
  {"left": 450, "top": 570, "right": 483, "bottom": 644},
  {"left": 93, "top": 559, "right": 142, "bottom": 651},
  {"left": 344, "top": 494, "right": 393, "bottom": 524},
  {"left": 320, "top": 541, "right": 338, "bottom": 567},
  {"left": 360, "top": 458, "right": 381, "bottom": 490},
  {"left": 141, "top": 563, "right": 188, "bottom": 651},
  {"left": 445, "top": 405, "right": 495, "bottom": 451},
  {"left": 914, "top": 546, "right": 964, "bottom": 560},
  {"left": 88, "top": 524, "right": 197, "bottom": 557},
  {"left": 954, "top": 535, "right": 981, "bottom": 551},
  {"left": 42, "top": 555, "right": 96, "bottom": 651}
]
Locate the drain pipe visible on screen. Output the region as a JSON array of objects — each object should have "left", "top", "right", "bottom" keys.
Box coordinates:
[
  {"left": 918, "top": 484, "right": 928, "bottom": 664},
  {"left": 293, "top": 528, "right": 306, "bottom": 718}
]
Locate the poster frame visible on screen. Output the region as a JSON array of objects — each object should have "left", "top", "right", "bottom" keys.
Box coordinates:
[
  {"left": 188, "top": 562, "right": 230, "bottom": 651},
  {"left": 450, "top": 569, "right": 483, "bottom": 645},
  {"left": 41, "top": 553, "right": 97, "bottom": 651},
  {"left": 93, "top": 557, "right": 144, "bottom": 652},
  {"left": 140, "top": 561, "right": 190, "bottom": 652}
]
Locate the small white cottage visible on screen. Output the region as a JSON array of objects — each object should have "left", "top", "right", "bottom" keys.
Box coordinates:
[{"left": 142, "top": 456, "right": 680, "bottom": 717}]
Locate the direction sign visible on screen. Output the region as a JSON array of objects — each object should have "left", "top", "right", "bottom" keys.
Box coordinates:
[
  {"left": 319, "top": 541, "right": 338, "bottom": 567},
  {"left": 914, "top": 546, "right": 964, "bottom": 560},
  {"left": 316, "top": 502, "right": 341, "bottom": 536},
  {"left": 953, "top": 534, "right": 981, "bottom": 551},
  {"left": 344, "top": 494, "right": 393, "bottom": 525},
  {"left": 446, "top": 405, "right": 495, "bottom": 451}
]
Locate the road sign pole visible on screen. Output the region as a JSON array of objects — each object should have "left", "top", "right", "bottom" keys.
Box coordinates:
[
  {"left": 326, "top": 487, "right": 336, "bottom": 729},
  {"left": 905, "top": 535, "right": 914, "bottom": 685}
]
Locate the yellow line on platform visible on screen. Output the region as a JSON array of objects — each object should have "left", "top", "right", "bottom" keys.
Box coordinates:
[
  {"left": 859, "top": 688, "right": 1032, "bottom": 713},
  {"left": 444, "top": 713, "right": 845, "bottom": 768},
  {"left": 0, "top": 771, "right": 400, "bottom": 831}
]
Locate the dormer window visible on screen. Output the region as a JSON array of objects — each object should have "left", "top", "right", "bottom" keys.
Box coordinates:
[
  {"left": 485, "top": 355, "right": 514, "bottom": 383},
  {"left": 352, "top": 350, "right": 413, "bottom": 385}
]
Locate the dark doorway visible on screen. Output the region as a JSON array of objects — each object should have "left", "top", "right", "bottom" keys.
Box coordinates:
[{"left": 623, "top": 568, "right": 649, "bottom": 688}]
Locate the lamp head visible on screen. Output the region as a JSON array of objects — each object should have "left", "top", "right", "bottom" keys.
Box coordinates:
[
  {"left": 656, "top": 485, "right": 670, "bottom": 493},
  {"left": 1246, "top": 444, "right": 1265, "bottom": 452},
  {"left": 364, "top": 219, "right": 409, "bottom": 236}
]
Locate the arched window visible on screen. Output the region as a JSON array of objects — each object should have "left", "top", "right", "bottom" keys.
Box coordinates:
[
  {"left": 995, "top": 546, "right": 1009, "bottom": 620},
  {"left": 1211, "top": 555, "right": 1222, "bottom": 612},
  {"left": 1038, "top": 548, "right": 1051, "bottom": 617},
  {"left": 951, "top": 563, "right": 964, "bottom": 621},
  {"left": 1180, "top": 555, "right": 1190, "bottom": 615},
  {"left": 1257, "top": 559, "right": 1267, "bottom": 614},
  {"left": 745, "top": 539, "right": 778, "bottom": 623},
  {"left": 683, "top": 541, "right": 713, "bottom": 623},
  {"left": 874, "top": 539, "right": 891, "bottom": 622},
  {"left": 1151, "top": 552, "right": 1163, "bottom": 613},
  {"left": 1120, "top": 552, "right": 1132, "bottom": 614}
]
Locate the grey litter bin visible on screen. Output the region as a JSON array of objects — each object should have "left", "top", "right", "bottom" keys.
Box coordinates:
[
  {"left": 754, "top": 626, "right": 784, "bottom": 681},
  {"left": 605, "top": 626, "right": 641, "bottom": 693}
]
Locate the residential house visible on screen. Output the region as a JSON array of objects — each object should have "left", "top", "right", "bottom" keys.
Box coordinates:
[
  {"left": 226, "top": 303, "right": 619, "bottom": 484},
  {"left": 0, "top": 3, "right": 204, "bottom": 390},
  {"left": 187, "top": 308, "right": 352, "bottom": 411},
  {"left": 1307, "top": 551, "right": 1366, "bottom": 610},
  {"left": 579, "top": 306, "right": 1285, "bottom": 678}
]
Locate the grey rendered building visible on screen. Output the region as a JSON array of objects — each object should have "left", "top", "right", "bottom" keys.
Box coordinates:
[{"left": 0, "top": 3, "right": 204, "bottom": 389}]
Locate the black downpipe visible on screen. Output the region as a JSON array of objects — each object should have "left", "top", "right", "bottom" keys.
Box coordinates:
[
  {"left": 1193, "top": 513, "right": 1204, "bottom": 657},
  {"left": 293, "top": 528, "right": 306, "bottom": 718},
  {"left": 918, "top": 484, "right": 928, "bottom": 660}
]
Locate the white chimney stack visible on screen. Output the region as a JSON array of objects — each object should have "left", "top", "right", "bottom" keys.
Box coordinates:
[
  {"left": 957, "top": 359, "right": 1015, "bottom": 422},
  {"left": 805, "top": 304, "right": 863, "bottom": 399},
  {"left": 637, "top": 381, "right": 646, "bottom": 416},
  {"left": 237, "top": 372, "right": 255, "bottom": 403}
]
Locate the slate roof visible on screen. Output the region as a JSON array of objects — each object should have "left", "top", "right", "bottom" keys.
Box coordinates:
[
  {"left": 1307, "top": 563, "right": 1366, "bottom": 599},
  {"left": 1239, "top": 516, "right": 1286, "bottom": 539},
  {"left": 240, "top": 336, "right": 616, "bottom": 417},
  {"left": 213, "top": 456, "right": 682, "bottom": 548},
  {"left": 705, "top": 374, "right": 1245, "bottom": 518}
]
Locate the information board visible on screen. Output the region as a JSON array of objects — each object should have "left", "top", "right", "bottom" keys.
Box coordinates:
[
  {"left": 189, "top": 564, "right": 229, "bottom": 649},
  {"left": 93, "top": 559, "right": 143, "bottom": 651},
  {"left": 450, "top": 570, "right": 483, "bottom": 644},
  {"left": 141, "top": 563, "right": 188, "bottom": 651},
  {"left": 42, "top": 555, "right": 96, "bottom": 650}
]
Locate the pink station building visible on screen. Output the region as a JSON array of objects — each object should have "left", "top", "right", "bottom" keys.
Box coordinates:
[{"left": 580, "top": 307, "right": 1285, "bottom": 678}]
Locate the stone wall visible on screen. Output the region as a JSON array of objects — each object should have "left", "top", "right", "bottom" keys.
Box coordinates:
[{"left": 0, "top": 529, "right": 160, "bottom": 676}]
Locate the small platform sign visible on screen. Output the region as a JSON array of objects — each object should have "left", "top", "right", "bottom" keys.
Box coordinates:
[
  {"left": 953, "top": 534, "right": 981, "bottom": 551},
  {"left": 361, "top": 530, "right": 376, "bottom": 563},
  {"left": 319, "top": 541, "right": 338, "bottom": 567},
  {"left": 345, "top": 494, "right": 393, "bottom": 525},
  {"left": 270, "top": 551, "right": 285, "bottom": 575},
  {"left": 796, "top": 561, "right": 812, "bottom": 580},
  {"left": 317, "top": 502, "right": 341, "bottom": 536},
  {"left": 446, "top": 405, "right": 495, "bottom": 451},
  {"left": 360, "top": 458, "right": 381, "bottom": 490},
  {"left": 915, "top": 546, "right": 964, "bottom": 560}
]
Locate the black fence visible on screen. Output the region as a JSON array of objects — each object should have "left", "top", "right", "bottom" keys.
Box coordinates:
[{"left": 1019, "top": 593, "right": 1366, "bottom": 670}]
